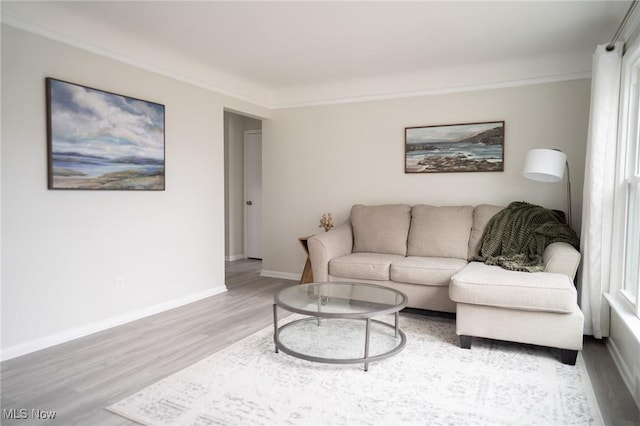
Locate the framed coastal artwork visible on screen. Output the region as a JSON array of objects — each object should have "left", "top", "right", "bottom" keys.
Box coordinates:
[
  {"left": 46, "top": 78, "right": 165, "bottom": 190},
  {"left": 405, "top": 121, "right": 504, "bottom": 173}
]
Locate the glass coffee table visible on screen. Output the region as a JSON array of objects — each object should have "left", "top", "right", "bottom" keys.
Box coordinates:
[{"left": 273, "top": 282, "right": 408, "bottom": 371}]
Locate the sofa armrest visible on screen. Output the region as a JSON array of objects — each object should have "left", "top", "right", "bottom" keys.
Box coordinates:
[
  {"left": 543, "top": 242, "right": 581, "bottom": 280},
  {"left": 307, "top": 222, "right": 354, "bottom": 282}
]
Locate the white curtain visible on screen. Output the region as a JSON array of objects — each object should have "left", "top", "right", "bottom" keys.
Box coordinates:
[{"left": 579, "top": 42, "right": 623, "bottom": 338}]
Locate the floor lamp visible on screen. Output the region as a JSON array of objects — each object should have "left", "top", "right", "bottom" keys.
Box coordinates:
[{"left": 522, "top": 148, "right": 572, "bottom": 228}]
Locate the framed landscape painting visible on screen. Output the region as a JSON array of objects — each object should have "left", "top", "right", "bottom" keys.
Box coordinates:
[
  {"left": 405, "top": 121, "right": 504, "bottom": 173},
  {"left": 46, "top": 78, "right": 165, "bottom": 190}
]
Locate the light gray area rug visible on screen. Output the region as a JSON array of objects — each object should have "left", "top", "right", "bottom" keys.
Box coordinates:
[{"left": 107, "top": 313, "right": 603, "bottom": 426}]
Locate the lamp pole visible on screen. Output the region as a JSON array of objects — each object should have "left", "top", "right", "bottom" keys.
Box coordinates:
[{"left": 565, "top": 160, "right": 572, "bottom": 229}]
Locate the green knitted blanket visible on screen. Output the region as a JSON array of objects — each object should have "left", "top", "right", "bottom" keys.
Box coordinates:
[{"left": 477, "top": 201, "right": 580, "bottom": 272}]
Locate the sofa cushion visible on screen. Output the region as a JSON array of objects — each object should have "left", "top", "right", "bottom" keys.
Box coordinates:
[
  {"left": 330, "top": 253, "right": 405, "bottom": 281},
  {"left": 351, "top": 204, "right": 411, "bottom": 256},
  {"left": 390, "top": 257, "right": 468, "bottom": 287},
  {"left": 407, "top": 205, "right": 473, "bottom": 260},
  {"left": 449, "top": 262, "right": 577, "bottom": 313},
  {"left": 467, "top": 204, "right": 505, "bottom": 260}
]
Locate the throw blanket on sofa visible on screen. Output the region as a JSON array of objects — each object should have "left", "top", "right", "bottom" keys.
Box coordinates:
[{"left": 477, "top": 201, "right": 580, "bottom": 272}]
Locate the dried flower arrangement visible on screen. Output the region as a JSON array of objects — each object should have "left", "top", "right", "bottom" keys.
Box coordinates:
[{"left": 319, "top": 212, "right": 334, "bottom": 232}]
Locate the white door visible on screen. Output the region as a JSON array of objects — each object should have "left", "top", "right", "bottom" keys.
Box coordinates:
[{"left": 244, "top": 130, "right": 262, "bottom": 259}]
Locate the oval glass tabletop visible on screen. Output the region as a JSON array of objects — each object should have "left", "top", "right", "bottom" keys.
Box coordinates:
[{"left": 274, "top": 282, "right": 408, "bottom": 318}]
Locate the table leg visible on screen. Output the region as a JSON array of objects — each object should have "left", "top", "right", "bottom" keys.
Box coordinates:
[
  {"left": 364, "top": 318, "right": 371, "bottom": 372},
  {"left": 394, "top": 311, "right": 399, "bottom": 338},
  {"left": 316, "top": 291, "right": 321, "bottom": 326},
  {"left": 272, "top": 304, "right": 279, "bottom": 353}
]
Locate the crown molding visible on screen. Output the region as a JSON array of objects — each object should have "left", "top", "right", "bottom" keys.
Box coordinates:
[
  {"left": 270, "top": 71, "right": 592, "bottom": 109},
  {"left": 2, "top": 12, "right": 592, "bottom": 111},
  {"left": 0, "top": 13, "right": 274, "bottom": 109}
]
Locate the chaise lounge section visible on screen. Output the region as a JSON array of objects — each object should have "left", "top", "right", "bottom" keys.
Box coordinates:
[{"left": 449, "top": 260, "right": 584, "bottom": 365}]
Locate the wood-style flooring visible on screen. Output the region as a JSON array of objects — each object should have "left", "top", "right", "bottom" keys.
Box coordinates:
[{"left": 1, "top": 259, "right": 639, "bottom": 425}]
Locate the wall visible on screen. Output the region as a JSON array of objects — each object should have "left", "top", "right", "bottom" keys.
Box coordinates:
[
  {"left": 262, "top": 79, "right": 591, "bottom": 277},
  {"left": 224, "top": 111, "right": 262, "bottom": 260},
  {"left": 0, "top": 25, "right": 269, "bottom": 358}
]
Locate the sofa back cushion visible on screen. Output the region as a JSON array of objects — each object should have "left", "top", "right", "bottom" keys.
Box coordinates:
[
  {"left": 407, "top": 205, "right": 473, "bottom": 260},
  {"left": 467, "top": 204, "right": 505, "bottom": 260},
  {"left": 351, "top": 204, "right": 411, "bottom": 256}
]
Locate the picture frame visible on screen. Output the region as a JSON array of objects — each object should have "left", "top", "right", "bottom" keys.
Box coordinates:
[
  {"left": 46, "top": 78, "right": 165, "bottom": 190},
  {"left": 405, "top": 121, "right": 504, "bottom": 173}
]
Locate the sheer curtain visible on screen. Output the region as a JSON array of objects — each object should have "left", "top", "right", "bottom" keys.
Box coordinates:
[{"left": 580, "top": 42, "right": 623, "bottom": 338}]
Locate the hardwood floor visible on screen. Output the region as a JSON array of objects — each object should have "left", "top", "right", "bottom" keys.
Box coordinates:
[
  {"left": 582, "top": 337, "right": 640, "bottom": 426},
  {"left": 1, "top": 259, "right": 639, "bottom": 425},
  {"left": 1, "top": 260, "right": 296, "bottom": 425}
]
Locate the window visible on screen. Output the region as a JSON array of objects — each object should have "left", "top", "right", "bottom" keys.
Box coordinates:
[
  {"left": 619, "top": 42, "right": 640, "bottom": 316},
  {"left": 623, "top": 178, "right": 639, "bottom": 307}
]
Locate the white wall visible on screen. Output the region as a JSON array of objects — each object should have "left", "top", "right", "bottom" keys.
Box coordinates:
[
  {"left": 0, "top": 25, "right": 269, "bottom": 358},
  {"left": 224, "top": 111, "right": 262, "bottom": 260},
  {"left": 262, "top": 79, "right": 591, "bottom": 276}
]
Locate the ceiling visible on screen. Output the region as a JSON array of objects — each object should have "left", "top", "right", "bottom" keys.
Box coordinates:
[{"left": 0, "top": 1, "right": 632, "bottom": 108}]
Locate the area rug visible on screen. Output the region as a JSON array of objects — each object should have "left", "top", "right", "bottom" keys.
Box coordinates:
[{"left": 107, "top": 313, "right": 603, "bottom": 425}]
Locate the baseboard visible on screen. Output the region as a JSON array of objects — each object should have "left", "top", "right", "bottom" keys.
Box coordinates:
[
  {"left": 260, "top": 269, "right": 300, "bottom": 282},
  {"left": 225, "top": 254, "right": 246, "bottom": 262},
  {"left": 606, "top": 337, "right": 640, "bottom": 412},
  {"left": 604, "top": 292, "right": 640, "bottom": 411},
  {"left": 0, "top": 285, "right": 227, "bottom": 362}
]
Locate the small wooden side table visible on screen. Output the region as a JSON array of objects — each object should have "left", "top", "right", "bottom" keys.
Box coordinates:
[{"left": 298, "top": 236, "right": 314, "bottom": 284}]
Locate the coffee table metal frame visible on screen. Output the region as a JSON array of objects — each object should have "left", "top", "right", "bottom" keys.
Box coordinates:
[{"left": 272, "top": 282, "right": 408, "bottom": 371}]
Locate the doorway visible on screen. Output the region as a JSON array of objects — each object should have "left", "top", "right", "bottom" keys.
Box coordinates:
[{"left": 223, "top": 111, "right": 263, "bottom": 266}]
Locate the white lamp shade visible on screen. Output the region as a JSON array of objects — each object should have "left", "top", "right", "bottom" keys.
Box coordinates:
[{"left": 523, "top": 149, "right": 567, "bottom": 182}]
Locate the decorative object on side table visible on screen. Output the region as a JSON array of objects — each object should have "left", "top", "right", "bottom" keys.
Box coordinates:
[
  {"left": 46, "top": 78, "right": 165, "bottom": 190},
  {"left": 319, "top": 212, "right": 334, "bottom": 232},
  {"left": 405, "top": 121, "right": 504, "bottom": 173}
]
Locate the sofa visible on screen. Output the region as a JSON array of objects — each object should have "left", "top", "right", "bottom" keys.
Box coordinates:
[{"left": 307, "top": 204, "right": 584, "bottom": 364}]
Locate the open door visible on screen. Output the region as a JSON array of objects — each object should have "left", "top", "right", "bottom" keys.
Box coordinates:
[{"left": 244, "top": 130, "right": 262, "bottom": 259}]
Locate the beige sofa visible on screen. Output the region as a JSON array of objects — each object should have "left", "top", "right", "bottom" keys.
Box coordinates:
[{"left": 307, "top": 204, "right": 584, "bottom": 364}]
